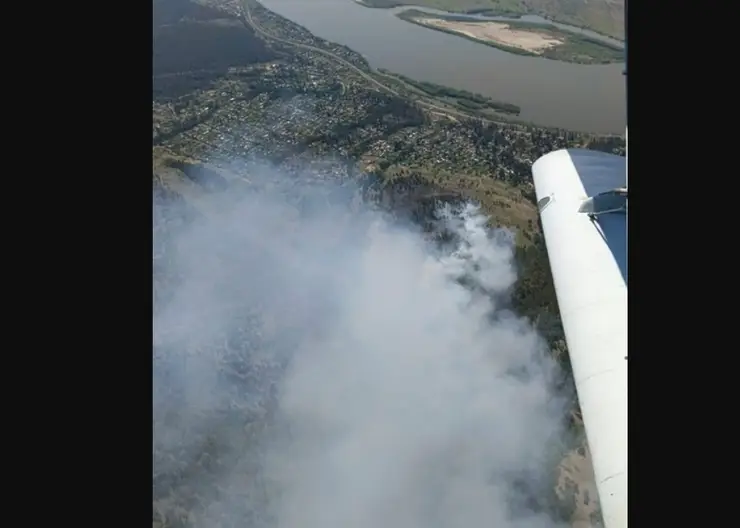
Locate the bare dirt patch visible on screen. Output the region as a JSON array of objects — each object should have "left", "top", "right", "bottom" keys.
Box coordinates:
[
  {"left": 417, "top": 18, "right": 563, "bottom": 53},
  {"left": 556, "top": 439, "right": 601, "bottom": 527}
]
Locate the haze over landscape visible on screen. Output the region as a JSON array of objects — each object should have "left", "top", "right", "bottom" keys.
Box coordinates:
[
  {"left": 260, "top": 0, "right": 625, "bottom": 133},
  {"left": 153, "top": 0, "right": 625, "bottom": 527}
]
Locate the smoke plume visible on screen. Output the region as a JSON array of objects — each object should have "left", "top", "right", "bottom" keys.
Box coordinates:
[{"left": 153, "top": 164, "right": 568, "bottom": 528}]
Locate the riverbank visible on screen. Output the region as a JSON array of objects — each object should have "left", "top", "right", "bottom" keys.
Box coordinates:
[
  {"left": 355, "top": 0, "right": 525, "bottom": 18},
  {"left": 355, "top": 0, "right": 527, "bottom": 18},
  {"left": 397, "top": 9, "right": 623, "bottom": 64},
  {"left": 356, "top": 0, "right": 624, "bottom": 40},
  {"left": 377, "top": 69, "right": 520, "bottom": 115}
]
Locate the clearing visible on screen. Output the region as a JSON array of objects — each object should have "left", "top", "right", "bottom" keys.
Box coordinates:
[
  {"left": 417, "top": 17, "right": 562, "bottom": 53},
  {"left": 555, "top": 413, "right": 602, "bottom": 527}
]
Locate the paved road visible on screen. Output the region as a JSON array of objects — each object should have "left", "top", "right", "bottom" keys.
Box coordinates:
[{"left": 240, "top": 1, "right": 502, "bottom": 124}]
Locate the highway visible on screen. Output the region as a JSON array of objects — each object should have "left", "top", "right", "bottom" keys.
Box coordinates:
[{"left": 240, "top": 1, "right": 505, "bottom": 124}]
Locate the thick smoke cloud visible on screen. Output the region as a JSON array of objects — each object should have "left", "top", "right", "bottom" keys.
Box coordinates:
[{"left": 153, "top": 165, "right": 568, "bottom": 528}]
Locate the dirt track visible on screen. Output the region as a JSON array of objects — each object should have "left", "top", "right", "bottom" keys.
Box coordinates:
[{"left": 417, "top": 18, "right": 563, "bottom": 53}]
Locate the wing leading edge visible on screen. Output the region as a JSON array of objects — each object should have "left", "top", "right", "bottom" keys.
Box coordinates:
[{"left": 531, "top": 149, "right": 627, "bottom": 528}]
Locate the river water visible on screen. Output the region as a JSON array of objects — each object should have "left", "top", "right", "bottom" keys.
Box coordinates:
[{"left": 259, "top": 0, "right": 626, "bottom": 134}]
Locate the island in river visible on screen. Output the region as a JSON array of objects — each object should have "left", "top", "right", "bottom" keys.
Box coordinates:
[
  {"left": 396, "top": 9, "right": 624, "bottom": 65},
  {"left": 357, "top": 0, "right": 625, "bottom": 41}
]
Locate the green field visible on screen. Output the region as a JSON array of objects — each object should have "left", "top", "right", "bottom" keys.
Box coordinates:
[{"left": 377, "top": 68, "right": 521, "bottom": 115}]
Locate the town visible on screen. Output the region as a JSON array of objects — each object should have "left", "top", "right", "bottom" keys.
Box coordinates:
[{"left": 154, "top": 0, "right": 623, "bottom": 205}]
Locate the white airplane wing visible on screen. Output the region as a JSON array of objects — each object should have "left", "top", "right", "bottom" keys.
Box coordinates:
[{"left": 531, "top": 148, "right": 627, "bottom": 528}]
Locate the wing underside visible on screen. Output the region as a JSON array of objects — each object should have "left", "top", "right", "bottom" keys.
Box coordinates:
[{"left": 531, "top": 148, "right": 627, "bottom": 528}]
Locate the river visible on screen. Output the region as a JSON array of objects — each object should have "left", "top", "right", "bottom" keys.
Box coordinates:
[{"left": 259, "top": 0, "right": 626, "bottom": 134}]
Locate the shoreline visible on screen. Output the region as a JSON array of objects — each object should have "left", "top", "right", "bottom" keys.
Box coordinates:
[
  {"left": 396, "top": 9, "right": 624, "bottom": 65},
  {"left": 251, "top": 0, "right": 624, "bottom": 134},
  {"left": 354, "top": 0, "right": 625, "bottom": 43}
]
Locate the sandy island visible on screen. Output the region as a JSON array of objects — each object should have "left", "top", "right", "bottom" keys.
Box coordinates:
[
  {"left": 415, "top": 18, "right": 563, "bottom": 54},
  {"left": 557, "top": 443, "right": 601, "bottom": 526}
]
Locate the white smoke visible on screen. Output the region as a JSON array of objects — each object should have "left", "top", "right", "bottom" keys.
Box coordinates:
[{"left": 153, "top": 168, "right": 568, "bottom": 528}]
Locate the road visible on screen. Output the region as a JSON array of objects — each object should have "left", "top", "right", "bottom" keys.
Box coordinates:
[
  {"left": 240, "top": 1, "right": 506, "bottom": 125},
  {"left": 242, "top": 2, "right": 402, "bottom": 94}
]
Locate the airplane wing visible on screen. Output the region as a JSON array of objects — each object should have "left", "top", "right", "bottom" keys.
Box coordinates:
[{"left": 531, "top": 148, "right": 627, "bottom": 528}]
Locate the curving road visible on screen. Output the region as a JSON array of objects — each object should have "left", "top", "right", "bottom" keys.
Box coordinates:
[
  {"left": 240, "top": 1, "right": 505, "bottom": 124},
  {"left": 243, "top": 3, "right": 402, "bottom": 96}
]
